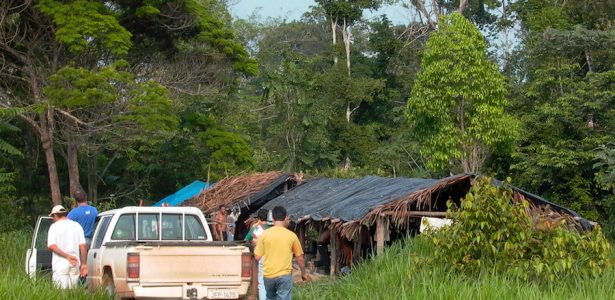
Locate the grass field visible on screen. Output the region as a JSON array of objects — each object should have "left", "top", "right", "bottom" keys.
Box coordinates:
[
  {"left": 0, "top": 230, "right": 109, "bottom": 300},
  {"left": 2, "top": 230, "right": 614, "bottom": 299},
  {"left": 294, "top": 238, "right": 615, "bottom": 300}
]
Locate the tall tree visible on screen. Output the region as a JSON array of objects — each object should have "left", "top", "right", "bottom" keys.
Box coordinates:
[
  {"left": 314, "top": 1, "right": 385, "bottom": 169},
  {"left": 507, "top": 0, "right": 615, "bottom": 221},
  {"left": 316, "top": 0, "right": 381, "bottom": 74},
  {"left": 0, "top": 0, "right": 255, "bottom": 205},
  {"left": 406, "top": 0, "right": 501, "bottom": 29},
  {"left": 0, "top": 0, "right": 131, "bottom": 204},
  {"left": 406, "top": 12, "right": 519, "bottom": 173}
]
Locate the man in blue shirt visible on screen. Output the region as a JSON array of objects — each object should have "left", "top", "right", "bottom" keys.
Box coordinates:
[{"left": 68, "top": 191, "right": 98, "bottom": 249}]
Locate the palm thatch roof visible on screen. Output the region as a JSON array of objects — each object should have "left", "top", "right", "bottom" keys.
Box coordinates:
[{"left": 183, "top": 171, "right": 302, "bottom": 214}]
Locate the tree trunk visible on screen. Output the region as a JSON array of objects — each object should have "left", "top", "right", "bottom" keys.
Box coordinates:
[
  {"left": 331, "top": 18, "right": 338, "bottom": 65},
  {"left": 342, "top": 18, "right": 351, "bottom": 77},
  {"left": 461, "top": 143, "right": 485, "bottom": 173},
  {"left": 585, "top": 48, "right": 594, "bottom": 73},
  {"left": 87, "top": 154, "right": 98, "bottom": 204},
  {"left": 67, "top": 134, "right": 85, "bottom": 197},
  {"left": 501, "top": 0, "right": 511, "bottom": 74},
  {"left": 39, "top": 110, "right": 62, "bottom": 205},
  {"left": 413, "top": 0, "right": 438, "bottom": 30},
  {"left": 342, "top": 17, "right": 352, "bottom": 171},
  {"left": 343, "top": 103, "right": 352, "bottom": 171},
  {"left": 458, "top": 0, "right": 469, "bottom": 13}
]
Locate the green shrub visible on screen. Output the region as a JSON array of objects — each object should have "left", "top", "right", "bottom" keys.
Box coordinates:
[{"left": 426, "top": 177, "right": 613, "bottom": 281}]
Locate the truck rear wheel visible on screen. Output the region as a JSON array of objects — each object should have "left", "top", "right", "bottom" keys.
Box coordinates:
[{"left": 102, "top": 271, "right": 117, "bottom": 298}]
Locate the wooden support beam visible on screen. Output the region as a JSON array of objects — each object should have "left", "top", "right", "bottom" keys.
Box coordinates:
[
  {"left": 315, "top": 223, "right": 323, "bottom": 263},
  {"left": 380, "top": 211, "right": 447, "bottom": 218},
  {"left": 375, "top": 216, "right": 387, "bottom": 256},
  {"left": 330, "top": 227, "right": 338, "bottom": 277},
  {"left": 298, "top": 225, "right": 305, "bottom": 249},
  {"left": 352, "top": 234, "right": 361, "bottom": 264}
]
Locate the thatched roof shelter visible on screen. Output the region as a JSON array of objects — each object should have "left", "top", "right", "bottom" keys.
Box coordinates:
[
  {"left": 184, "top": 171, "right": 301, "bottom": 214},
  {"left": 261, "top": 174, "right": 592, "bottom": 240},
  {"left": 258, "top": 173, "right": 593, "bottom": 276},
  {"left": 183, "top": 171, "right": 302, "bottom": 238}
]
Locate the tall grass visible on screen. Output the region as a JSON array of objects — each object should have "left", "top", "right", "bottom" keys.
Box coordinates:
[
  {"left": 0, "top": 230, "right": 110, "bottom": 300},
  {"left": 295, "top": 238, "right": 615, "bottom": 300},
  {"left": 4, "top": 229, "right": 613, "bottom": 299}
]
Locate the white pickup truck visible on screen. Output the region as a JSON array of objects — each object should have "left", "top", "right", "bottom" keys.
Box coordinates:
[{"left": 26, "top": 206, "right": 251, "bottom": 300}]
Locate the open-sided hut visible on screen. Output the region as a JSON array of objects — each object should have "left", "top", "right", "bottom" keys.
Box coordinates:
[
  {"left": 261, "top": 173, "right": 592, "bottom": 276},
  {"left": 183, "top": 171, "right": 301, "bottom": 238}
]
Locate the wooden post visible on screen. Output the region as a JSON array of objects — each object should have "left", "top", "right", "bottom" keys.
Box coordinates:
[
  {"left": 351, "top": 226, "right": 362, "bottom": 264},
  {"left": 330, "top": 227, "right": 337, "bottom": 277},
  {"left": 376, "top": 216, "right": 386, "bottom": 256},
  {"left": 315, "top": 222, "right": 323, "bottom": 262},
  {"left": 298, "top": 225, "right": 305, "bottom": 249}
]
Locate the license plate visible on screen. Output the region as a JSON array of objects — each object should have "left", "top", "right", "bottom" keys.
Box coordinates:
[{"left": 207, "top": 288, "right": 238, "bottom": 299}]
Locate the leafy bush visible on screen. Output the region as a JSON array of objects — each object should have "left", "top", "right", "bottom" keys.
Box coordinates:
[{"left": 426, "top": 177, "right": 613, "bottom": 281}]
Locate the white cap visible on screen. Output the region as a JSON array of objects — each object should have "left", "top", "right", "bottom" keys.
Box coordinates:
[{"left": 49, "top": 205, "right": 67, "bottom": 216}]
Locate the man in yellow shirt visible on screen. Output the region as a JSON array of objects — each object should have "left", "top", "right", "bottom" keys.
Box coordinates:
[{"left": 254, "top": 206, "right": 308, "bottom": 300}]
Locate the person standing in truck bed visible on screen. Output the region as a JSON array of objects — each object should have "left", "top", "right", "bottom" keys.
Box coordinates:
[{"left": 213, "top": 205, "right": 228, "bottom": 241}]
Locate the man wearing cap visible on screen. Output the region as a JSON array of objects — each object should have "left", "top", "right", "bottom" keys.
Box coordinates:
[
  {"left": 47, "top": 205, "right": 88, "bottom": 289},
  {"left": 68, "top": 190, "right": 98, "bottom": 249}
]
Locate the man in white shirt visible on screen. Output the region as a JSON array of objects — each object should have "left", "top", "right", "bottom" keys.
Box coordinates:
[{"left": 47, "top": 205, "right": 88, "bottom": 289}]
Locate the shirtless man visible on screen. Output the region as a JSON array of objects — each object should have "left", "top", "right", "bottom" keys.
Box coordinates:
[{"left": 213, "top": 205, "right": 228, "bottom": 241}]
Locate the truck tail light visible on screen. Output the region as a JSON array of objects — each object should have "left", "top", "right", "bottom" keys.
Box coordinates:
[
  {"left": 241, "top": 253, "right": 252, "bottom": 278},
  {"left": 127, "top": 253, "right": 140, "bottom": 281}
]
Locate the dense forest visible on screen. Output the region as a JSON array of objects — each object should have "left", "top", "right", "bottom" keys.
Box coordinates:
[{"left": 0, "top": 0, "right": 614, "bottom": 235}]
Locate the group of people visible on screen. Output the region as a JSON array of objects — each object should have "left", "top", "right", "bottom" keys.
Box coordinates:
[
  {"left": 212, "top": 204, "right": 239, "bottom": 241},
  {"left": 46, "top": 191, "right": 98, "bottom": 289},
  {"left": 48, "top": 195, "right": 306, "bottom": 299},
  {"left": 246, "top": 206, "right": 308, "bottom": 300}
]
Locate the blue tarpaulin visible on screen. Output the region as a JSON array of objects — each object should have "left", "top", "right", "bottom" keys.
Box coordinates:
[{"left": 153, "top": 180, "right": 210, "bottom": 207}]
